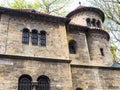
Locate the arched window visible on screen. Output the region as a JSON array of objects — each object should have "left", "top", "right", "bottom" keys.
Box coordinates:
[
  {"left": 86, "top": 18, "right": 91, "bottom": 26},
  {"left": 37, "top": 75, "right": 50, "bottom": 90},
  {"left": 22, "top": 28, "right": 29, "bottom": 44},
  {"left": 76, "top": 88, "right": 83, "bottom": 90},
  {"left": 97, "top": 20, "right": 101, "bottom": 28},
  {"left": 69, "top": 40, "right": 77, "bottom": 54},
  {"left": 32, "top": 30, "right": 38, "bottom": 45},
  {"left": 40, "top": 31, "right": 46, "bottom": 46},
  {"left": 18, "top": 75, "right": 32, "bottom": 90},
  {"left": 92, "top": 19, "right": 96, "bottom": 27}
]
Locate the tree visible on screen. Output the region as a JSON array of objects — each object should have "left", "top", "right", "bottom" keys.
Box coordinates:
[
  {"left": 0, "top": 0, "right": 72, "bottom": 16},
  {"left": 87, "top": 0, "right": 120, "bottom": 62}
]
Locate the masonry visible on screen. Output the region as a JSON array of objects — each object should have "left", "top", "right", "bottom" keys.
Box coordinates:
[{"left": 0, "top": 6, "right": 119, "bottom": 90}]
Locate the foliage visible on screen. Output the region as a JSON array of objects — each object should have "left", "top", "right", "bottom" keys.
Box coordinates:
[
  {"left": 87, "top": 0, "right": 120, "bottom": 61},
  {"left": 0, "top": 0, "right": 72, "bottom": 16}
]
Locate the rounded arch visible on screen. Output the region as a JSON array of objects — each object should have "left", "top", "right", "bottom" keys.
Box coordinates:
[
  {"left": 32, "top": 29, "right": 38, "bottom": 33},
  {"left": 40, "top": 30, "right": 46, "bottom": 34},
  {"left": 18, "top": 74, "right": 32, "bottom": 90},
  {"left": 40, "top": 30, "right": 47, "bottom": 46},
  {"left": 69, "top": 40, "right": 77, "bottom": 54},
  {"left": 19, "top": 74, "right": 32, "bottom": 82},
  {"left": 37, "top": 75, "right": 50, "bottom": 90},
  {"left": 76, "top": 87, "right": 83, "bottom": 90},
  {"left": 23, "top": 28, "right": 30, "bottom": 32},
  {"left": 22, "top": 28, "right": 30, "bottom": 44},
  {"left": 31, "top": 29, "right": 38, "bottom": 45},
  {"left": 37, "top": 75, "right": 50, "bottom": 83}
]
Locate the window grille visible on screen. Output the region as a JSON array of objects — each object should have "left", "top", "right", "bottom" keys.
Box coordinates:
[
  {"left": 18, "top": 75, "right": 32, "bottom": 90},
  {"left": 40, "top": 31, "right": 46, "bottom": 46},
  {"left": 37, "top": 76, "right": 50, "bottom": 90},
  {"left": 32, "top": 30, "right": 38, "bottom": 45},
  {"left": 22, "top": 28, "right": 29, "bottom": 44}
]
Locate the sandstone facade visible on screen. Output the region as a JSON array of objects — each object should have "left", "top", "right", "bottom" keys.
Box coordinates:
[{"left": 0, "top": 6, "right": 119, "bottom": 90}]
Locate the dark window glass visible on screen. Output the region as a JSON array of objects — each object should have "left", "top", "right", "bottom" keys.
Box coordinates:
[
  {"left": 100, "top": 48, "right": 104, "bottom": 56},
  {"left": 32, "top": 30, "right": 38, "bottom": 45},
  {"left": 76, "top": 88, "right": 83, "bottom": 90},
  {"left": 86, "top": 18, "right": 91, "bottom": 26},
  {"left": 40, "top": 31, "right": 46, "bottom": 46},
  {"left": 92, "top": 19, "right": 96, "bottom": 27},
  {"left": 97, "top": 20, "right": 101, "bottom": 28},
  {"left": 18, "top": 75, "right": 32, "bottom": 90},
  {"left": 22, "top": 28, "right": 29, "bottom": 44},
  {"left": 69, "top": 40, "right": 77, "bottom": 54},
  {"left": 37, "top": 75, "right": 50, "bottom": 90}
]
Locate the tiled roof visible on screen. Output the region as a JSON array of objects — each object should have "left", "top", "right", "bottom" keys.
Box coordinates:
[{"left": 0, "top": 7, "right": 69, "bottom": 23}]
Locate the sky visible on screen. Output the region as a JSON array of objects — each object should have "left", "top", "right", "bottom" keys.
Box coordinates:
[{"left": 0, "top": 0, "right": 90, "bottom": 10}]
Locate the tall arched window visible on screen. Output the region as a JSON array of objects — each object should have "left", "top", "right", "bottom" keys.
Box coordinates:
[
  {"left": 86, "top": 18, "right": 91, "bottom": 26},
  {"left": 69, "top": 40, "right": 77, "bottom": 54},
  {"left": 37, "top": 75, "right": 50, "bottom": 90},
  {"left": 32, "top": 29, "right": 38, "bottom": 45},
  {"left": 97, "top": 20, "right": 101, "bottom": 28},
  {"left": 22, "top": 28, "right": 29, "bottom": 44},
  {"left": 40, "top": 31, "right": 46, "bottom": 46},
  {"left": 18, "top": 75, "right": 32, "bottom": 90}
]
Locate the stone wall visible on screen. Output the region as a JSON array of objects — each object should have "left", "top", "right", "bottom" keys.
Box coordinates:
[
  {"left": 71, "top": 65, "right": 120, "bottom": 90},
  {"left": 69, "top": 11, "right": 103, "bottom": 29},
  {"left": 87, "top": 30, "right": 113, "bottom": 66},
  {"left": 0, "top": 14, "right": 69, "bottom": 60},
  {"left": 0, "top": 55, "right": 72, "bottom": 90},
  {"left": 67, "top": 29, "right": 90, "bottom": 65}
]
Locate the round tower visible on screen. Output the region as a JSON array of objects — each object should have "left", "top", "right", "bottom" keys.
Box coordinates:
[{"left": 67, "top": 6, "right": 113, "bottom": 66}]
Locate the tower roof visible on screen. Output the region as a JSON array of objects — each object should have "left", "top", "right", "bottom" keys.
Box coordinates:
[{"left": 66, "top": 6, "right": 105, "bottom": 22}]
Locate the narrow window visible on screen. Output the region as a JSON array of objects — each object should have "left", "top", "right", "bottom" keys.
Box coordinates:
[
  {"left": 22, "top": 28, "right": 29, "bottom": 44},
  {"left": 100, "top": 48, "right": 104, "bottom": 56},
  {"left": 86, "top": 18, "right": 91, "bottom": 26},
  {"left": 92, "top": 19, "right": 96, "bottom": 27},
  {"left": 40, "top": 31, "right": 46, "bottom": 46},
  {"left": 97, "top": 20, "right": 101, "bottom": 28},
  {"left": 69, "top": 40, "right": 77, "bottom": 54},
  {"left": 32, "top": 30, "right": 38, "bottom": 45},
  {"left": 18, "top": 75, "right": 32, "bottom": 90},
  {"left": 37, "top": 75, "right": 50, "bottom": 90}
]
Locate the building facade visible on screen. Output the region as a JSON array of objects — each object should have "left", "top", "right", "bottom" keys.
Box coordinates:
[{"left": 0, "top": 6, "right": 120, "bottom": 90}]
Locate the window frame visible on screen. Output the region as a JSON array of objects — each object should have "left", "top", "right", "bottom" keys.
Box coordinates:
[
  {"left": 31, "top": 29, "right": 38, "bottom": 45},
  {"left": 22, "top": 28, "right": 30, "bottom": 44},
  {"left": 18, "top": 75, "right": 32, "bottom": 90}
]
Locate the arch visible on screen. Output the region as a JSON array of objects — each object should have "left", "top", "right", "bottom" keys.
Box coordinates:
[
  {"left": 22, "top": 28, "right": 29, "bottom": 44},
  {"left": 18, "top": 74, "right": 32, "bottom": 90},
  {"left": 86, "top": 18, "right": 91, "bottom": 26},
  {"left": 37, "top": 75, "right": 50, "bottom": 90},
  {"left": 76, "top": 88, "right": 83, "bottom": 90},
  {"left": 69, "top": 40, "right": 77, "bottom": 54},
  {"left": 40, "top": 31, "right": 46, "bottom": 46},
  {"left": 32, "top": 29, "right": 38, "bottom": 45},
  {"left": 97, "top": 20, "right": 101, "bottom": 28},
  {"left": 92, "top": 18, "right": 96, "bottom": 27}
]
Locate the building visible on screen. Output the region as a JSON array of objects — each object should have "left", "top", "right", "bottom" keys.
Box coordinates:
[{"left": 0, "top": 5, "right": 120, "bottom": 90}]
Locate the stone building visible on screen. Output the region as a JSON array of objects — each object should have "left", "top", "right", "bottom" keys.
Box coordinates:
[{"left": 0, "top": 5, "right": 120, "bottom": 90}]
